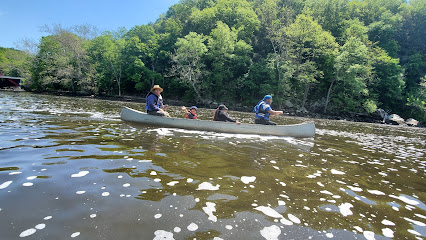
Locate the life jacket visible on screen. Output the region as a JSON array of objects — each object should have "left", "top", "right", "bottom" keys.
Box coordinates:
[
  {"left": 186, "top": 112, "right": 197, "bottom": 119},
  {"left": 145, "top": 92, "right": 163, "bottom": 111},
  {"left": 254, "top": 100, "right": 270, "bottom": 120}
]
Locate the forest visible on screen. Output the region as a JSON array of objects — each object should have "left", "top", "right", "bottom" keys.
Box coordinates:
[{"left": 0, "top": 0, "right": 425, "bottom": 121}]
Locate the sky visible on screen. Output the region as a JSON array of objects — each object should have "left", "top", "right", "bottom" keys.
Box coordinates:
[{"left": 0, "top": 0, "right": 180, "bottom": 49}]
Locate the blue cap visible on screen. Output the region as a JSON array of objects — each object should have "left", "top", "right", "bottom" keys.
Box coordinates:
[
  {"left": 263, "top": 95, "right": 272, "bottom": 100},
  {"left": 190, "top": 106, "right": 197, "bottom": 110}
]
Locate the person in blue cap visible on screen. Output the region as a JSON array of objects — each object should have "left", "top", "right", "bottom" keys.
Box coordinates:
[
  {"left": 181, "top": 105, "right": 198, "bottom": 119},
  {"left": 253, "top": 95, "right": 283, "bottom": 125}
]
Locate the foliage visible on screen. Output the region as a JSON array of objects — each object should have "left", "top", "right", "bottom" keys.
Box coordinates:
[{"left": 2, "top": 0, "right": 425, "bottom": 122}]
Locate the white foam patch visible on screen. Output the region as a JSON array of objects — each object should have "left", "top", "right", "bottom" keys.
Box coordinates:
[
  {"left": 90, "top": 214, "right": 96, "bottom": 218},
  {"left": 71, "top": 232, "right": 80, "bottom": 238},
  {"left": 44, "top": 216, "right": 52, "bottom": 220},
  {"left": 150, "top": 171, "right": 157, "bottom": 175},
  {"left": 241, "top": 176, "right": 256, "bottom": 184},
  {"left": 348, "top": 186, "right": 363, "bottom": 192},
  {"left": 197, "top": 182, "right": 220, "bottom": 190},
  {"left": 404, "top": 217, "right": 426, "bottom": 226},
  {"left": 0, "top": 181, "right": 13, "bottom": 189},
  {"left": 363, "top": 231, "right": 375, "bottom": 240},
  {"left": 288, "top": 214, "right": 301, "bottom": 224},
  {"left": 382, "top": 228, "right": 394, "bottom": 238},
  {"left": 26, "top": 176, "right": 37, "bottom": 180},
  {"left": 22, "top": 182, "right": 33, "bottom": 187},
  {"left": 339, "top": 203, "right": 353, "bottom": 216},
  {"left": 167, "top": 181, "right": 179, "bottom": 186},
  {"left": 213, "top": 238, "right": 224, "bottom": 240},
  {"left": 76, "top": 191, "right": 86, "bottom": 194},
  {"left": 35, "top": 224, "right": 45, "bottom": 230},
  {"left": 187, "top": 223, "right": 198, "bottom": 231},
  {"left": 9, "top": 172, "right": 22, "bottom": 175},
  {"left": 225, "top": 225, "right": 233, "bottom": 230},
  {"left": 154, "top": 214, "right": 162, "bottom": 219},
  {"left": 317, "top": 182, "right": 324, "bottom": 187},
  {"left": 154, "top": 178, "right": 161, "bottom": 182},
  {"left": 19, "top": 228, "right": 36, "bottom": 237},
  {"left": 102, "top": 192, "right": 110, "bottom": 196},
  {"left": 408, "top": 229, "right": 421, "bottom": 236},
  {"left": 280, "top": 218, "right": 293, "bottom": 225},
  {"left": 326, "top": 232, "right": 333, "bottom": 238},
  {"left": 187, "top": 178, "right": 193, "bottom": 183},
  {"left": 354, "top": 226, "right": 363, "bottom": 232},
  {"left": 389, "top": 195, "right": 420, "bottom": 205},
  {"left": 123, "top": 183, "right": 130, "bottom": 187},
  {"left": 260, "top": 225, "right": 281, "bottom": 240},
  {"left": 331, "top": 169, "right": 345, "bottom": 175},
  {"left": 367, "top": 190, "right": 385, "bottom": 195},
  {"left": 71, "top": 171, "right": 89, "bottom": 178},
  {"left": 320, "top": 190, "right": 333, "bottom": 195},
  {"left": 202, "top": 202, "right": 217, "bottom": 222},
  {"left": 381, "top": 219, "right": 395, "bottom": 226},
  {"left": 254, "top": 206, "right": 283, "bottom": 218},
  {"left": 278, "top": 200, "right": 285, "bottom": 206}
]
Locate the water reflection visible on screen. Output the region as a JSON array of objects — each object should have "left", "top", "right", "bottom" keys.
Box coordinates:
[{"left": 0, "top": 92, "right": 425, "bottom": 239}]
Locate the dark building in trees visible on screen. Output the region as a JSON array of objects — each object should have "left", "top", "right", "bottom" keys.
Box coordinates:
[{"left": 0, "top": 73, "right": 22, "bottom": 90}]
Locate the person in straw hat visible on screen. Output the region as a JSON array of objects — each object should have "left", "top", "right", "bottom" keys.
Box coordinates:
[{"left": 146, "top": 85, "right": 170, "bottom": 117}]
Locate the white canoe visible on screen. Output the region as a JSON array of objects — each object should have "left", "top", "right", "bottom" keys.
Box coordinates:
[{"left": 120, "top": 107, "right": 315, "bottom": 138}]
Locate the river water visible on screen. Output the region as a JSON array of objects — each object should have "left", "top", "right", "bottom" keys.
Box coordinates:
[{"left": 0, "top": 91, "right": 425, "bottom": 240}]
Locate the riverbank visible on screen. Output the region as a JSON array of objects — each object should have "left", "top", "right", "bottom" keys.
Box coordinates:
[{"left": 20, "top": 90, "right": 425, "bottom": 128}]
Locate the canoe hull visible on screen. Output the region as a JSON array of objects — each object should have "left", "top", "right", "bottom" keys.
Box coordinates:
[{"left": 120, "top": 107, "right": 315, "bottom": 138}]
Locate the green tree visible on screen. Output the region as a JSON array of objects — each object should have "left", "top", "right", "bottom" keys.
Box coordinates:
[{"left": 171, "top": 32, "right": 208, "bottom": 101}]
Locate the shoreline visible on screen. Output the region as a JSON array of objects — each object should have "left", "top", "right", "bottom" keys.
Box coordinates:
[{"left": 5, "top": 90, "right": 424, "bottom": 128}]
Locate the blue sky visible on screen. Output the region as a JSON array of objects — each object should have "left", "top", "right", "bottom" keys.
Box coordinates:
[{"left": 0, "top": 0, "right": 180, "bottom": 49}]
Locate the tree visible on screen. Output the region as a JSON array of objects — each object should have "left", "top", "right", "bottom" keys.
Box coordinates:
[{"left": 171, "top": 32, "right": 208, "bottom": 101}]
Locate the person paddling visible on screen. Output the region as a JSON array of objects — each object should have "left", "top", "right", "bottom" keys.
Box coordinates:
[
  {"left": 146, "top": 85, "right": 170, "bottom": 117},
  {"left": 181, "top": 106, "right": 198, "bottom": 119},
  {"left": 253, "top": 95, "right": 283, "bottom": 125},
  {"left": 213, "top": 105, "right": 240, "bottom": 124}
]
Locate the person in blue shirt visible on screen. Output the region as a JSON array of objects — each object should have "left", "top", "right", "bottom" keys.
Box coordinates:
[
  {"left": 253, "top": 95, "right": 283, "bottom": 125},
  {"left": 146, "top": 85, "right": 170, "bottom": 117}
]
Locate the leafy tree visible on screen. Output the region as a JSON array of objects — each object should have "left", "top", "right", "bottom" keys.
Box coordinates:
[{"left": 171, "top": 32, "right": 208, "bottom": 101}]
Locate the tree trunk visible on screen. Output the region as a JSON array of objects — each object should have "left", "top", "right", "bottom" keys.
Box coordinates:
[
  {"left": 324, "top": 78, "right": 335, "bottom": 114},
  {"left": 302, "top": 83, "right": 310, "bottom": 109}
]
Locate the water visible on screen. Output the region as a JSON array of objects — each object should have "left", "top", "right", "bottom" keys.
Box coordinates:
[{"left": 0, "top": 91, "right": 425, "bottom": 240}]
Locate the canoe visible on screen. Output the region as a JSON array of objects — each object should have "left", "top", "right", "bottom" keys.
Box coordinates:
[{"left": 120, "top": 107, "right": 315, "bottom": 138}]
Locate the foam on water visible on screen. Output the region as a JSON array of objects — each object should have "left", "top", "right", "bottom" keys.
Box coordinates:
[
  {"left": 280, "top": 218, "right": 293, "bottom": 225},
  {"left": 22, "top": 182, "right": 33, "bottom": 187},
  {"left": 154, "top": 214, "right": 162, "bottom": 219},
  {"left": 389, "top": 194, "right": 421, "bottom": 206},
  {"left": 382, "top": 228, "right": 394, "bottom": 238},
  {"left": 381, "top": 219, "right": 395, "bottom": 226},
  {"left": 26, "top": 176, "right": 37, "bottom": 180},
  {"left": 154, "top": 178, "right": 161, "bottom": 182},
  {"left": 254, "top": 206, "right": 283, "bottom": 219},
  {"left": 363, "top": 231, "right": 375, "bottom": 240},
  {"left": 173, "top": 227, "right": 181, "bottom": 233},
  {"left": 71, "top": 171, "right": 89, "bottom": 178},
  {"left": 404, "top": 217, "right": 426, "bottom": 226},
  {"left": 338, "top": 203, "right": 353, "bottom": 216},
  {"left": 44, "top": 216, "right": 52, "bottom": 220},
  {"left": 19, "top": 228, "right": 36, "bottom": 237},
  {"left": 367, "top": 190, "right": 385, "bottom": 195},
  {"left": 197, "top": 182, "right": 220, "bottom": 190},
  {"left": 150, "top": 171, "right": 157, "bottom": 175},
  {"left": 71, "top": 232, "right": 80, "bottom": 238},
  {"left": 202, "top": 202, "right": 217, "bottom": 222},
  {"left": 9, "top": 172, "right": 22, "bottom": 175},
  {"left": 76, "top": 191, "right": 86, "bottom": 194},
  {"left": 331, "top": 169, "right": 345, "bottom": 175},
  {"left": 101, "top": 192, "right": 110, "bottom": 196},
  {"left": 0, "top": 181, "right": 13, "bottom": 189},
  {"left": 326, "top": 233, "right": 333, "bottom": 238},
  {"left": 348, "top": 186, "right": 363, "bottom": 192},
  {"left": 260, "top": 225, "right": 281, "bottom": 240},
  {"left": 123, "top": 183, "right": 130, "bottom": 187},
  {"left": 187, "top": 223, "right": 198, "bottom": 231},
  {"left": 167, "top": 181, "right": 179, "bottom": 186},
  {"left": 241, "top": 176, "right": 256, "bottom": 184},
  {"left": 90, "top": 214, "right": 96, "bottom": 218},
  {"left": 225, "top": 225, "right": 233, "bottom": 230},
  {"left": 288, "top": 214, "right": 301, "bottom": 224},
  {"left": 35, "top": 224, "right": 45, "bottom": 230}
]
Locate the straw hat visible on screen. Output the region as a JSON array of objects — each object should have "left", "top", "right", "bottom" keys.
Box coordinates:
[{"left": 151, "top": 85, "right": 163, "bottom": 93}]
